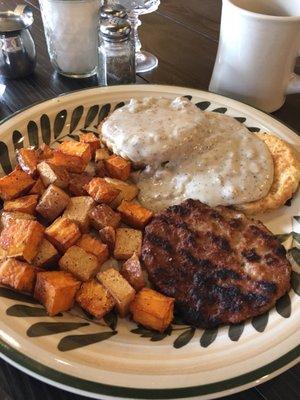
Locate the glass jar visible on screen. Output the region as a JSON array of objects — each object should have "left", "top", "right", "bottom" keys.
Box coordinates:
[{"left": 39, "top": 0, "right": 101, "bottom": 78}]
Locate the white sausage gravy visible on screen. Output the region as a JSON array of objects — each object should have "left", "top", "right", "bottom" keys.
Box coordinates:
[{"left": 102, "top": 97, "right": 274, "bottom": 211}]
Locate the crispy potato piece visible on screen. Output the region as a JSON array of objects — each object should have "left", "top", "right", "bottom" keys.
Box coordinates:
[
  {"left": 114, "top": 228, "right": 142, "bottom": 260},
  {"left": 99, "top": 226, "right": 115, "bottom": 254},
  {"left": 121, "top": 253, "right": 145, "bottom": 291},
  {"left": 63, "top": 196, "right": 95, "bottom": 232},
  {"left": 45, "top": 217, "right": 81, "bottom": 252},
  {"left": 58, "top": 140, "right": 91, "bottom": 164},
  {"left": 34, "top": 270, "right": 80, "bottom": 316},
  {"left": 0, "top": 211, "right": 35, "bottom": 229},
  {"left": 33, "top": 238, "right": 58, "bottom": 267},
  {"left": 84, "top": 178, "right": 120, "bottom": 203},
  {"left": 79, "top": 132, "right": 100, "bottom": 156},
  {"left": 95, "top": 161, "right": 107, "bottom": 177},
  {"left": 4, "top": 194, "right": 38, "bottom": 215},
  {"left": 0, "top": 258, "right": 37, "bottom": 294},
  {"left": 37, "top": 143, "right": 54, "bottom": 161},
  {"left": 76, "top": 279, "right": 115, "bottom": 319},
  {"left": 104, "top": 178, "right": 139, "bottom": 208},
  {"left": 59, "top": 245, "right": 99, "bottom": 281},
  {"left": 16, "top": 148, "right": 38, "bottom": 176},
  {"left": 105, "top": 155, "right": 131, "bottom": 181},
  {"left": 97, "top": 268, "right": 135, "bottom": 317},
  {"left": 49, "top": 151, "right": 87, "bottom": 174},
  {"left": 130, "top": 288, "right": 174, "bottom": 332},
  {"left": 68, "top": 172, "right": 92, "bottom": 196},
  {"left": 77, "top": 234, "right": 109, "bottom": 265},
  {"left": 37, "top": 161, "right": 69, "bottom": 189},
  {"left": 0, "top": 168, "right": 35, "bottom": 200},
  {"left": 117, "top": 200, "right": 153, "bottom": 229},
  {"left": 36, "top": 184, "right": 70, "bottom": 222},
  {"left": 95, "top": 148, "right": 110, "bottom": 162},
  {"left": 29, "top": 178, "right": 45, "bottom": 197},
  {"left": 89, "top": 204, "right": 121, "bottom": 230},
  {"left": 0, "top": 219, "right": 44, "bottom": 262}
]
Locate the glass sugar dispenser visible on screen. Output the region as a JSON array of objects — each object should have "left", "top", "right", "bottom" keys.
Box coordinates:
[{"left": 98, "top": 16, "right": 135, "bottom": 86}]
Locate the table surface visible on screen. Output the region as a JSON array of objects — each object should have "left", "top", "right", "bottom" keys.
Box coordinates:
[{"left": 0, "top": 0, "right": 299, "bottom": 399}]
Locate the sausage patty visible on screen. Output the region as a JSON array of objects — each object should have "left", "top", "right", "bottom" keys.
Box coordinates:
[{"left": 142, "top": 199, "right": 291, "bottom": 328}]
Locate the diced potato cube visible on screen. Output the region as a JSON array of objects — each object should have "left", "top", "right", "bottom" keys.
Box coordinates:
[
  {"left": 104, "top": 178, "right": 139, "bottom": 208},
  {"left": 36, "top": 184, "right": 70, "bottom": 222},
  {"left": 0, "top": 258, "right": 37, "bottom": 294},
  {"left": 76, "top": 279, "right": 115, "bottom": 319},
  {"left": 0, "top": 246, "right": 7, "bottom": 261},
  {"left": 105, "top": 155, "right": 131, "bottom": 181},
  {"left": 95, "top": 148, "right": 110, "bottom": 162},
  {"left": 16, "top": 148, "right": 38, "bottom": 176},
  {"left": 59, "top": 245, "right": 99, "bottom": 281},
  {"left": 89, "top": 204, "right": 121, "bottom": 230},
  {"left": 4, "top": 194, "right": 38, "bottom": 215},
  {"left": 49, "top": 151, "right": 87, "bottom": 173},
  {"left": 0, "top": 168, "right": 35, "bottom": 200},
  {"left": 84, "top": 178, "right": 120, "bottom": 203},
  {"left": 114, "top": 228, "right": 142, "bottom": 260},
  {"left": 63, "top": 196, "right": 94, "bottom": 232},
  {"left": 0, "top": 211, "right": 35, "bottom": 229},
  {"left": 117, "top": 200, "right": 153, "bottom": 229},
  {"left": 34, "top": 270, "right": 80, "bottom": 316},
  {"left": 130, "top": 288, "right": 174, "bottom": 332},
  {"left": 68, "top": 172, "right": 92, "bottom": 196},
  {"left": 95, "top": 160, "right": 107, "bottom": 177},
  {"left": 99, "top": 226, "right": 115, "bottom": 254},
  {"left": 121, "top": 253, "right": 145, "bottom": 291},
  {"left": 32, "top": 238, "right": 58, "bottom": 267},
  {"left": 0, "top": 219, "right": 44, "bottom": 262},
  {"left": 79, "top": 132, "right": 100, "bottom": 156},
  {"left": 97, "top": 268, "right": 135, "bottom": 317},
  {"left": 37, "top": 161, "right": 69, "bottom": 189},
  {"left": 77, "top": 234, "right": 108, "bottom": 265},
  {"left": 57, "top": 140, "right": 91, "bottom": 164},
  {"left": 29, "top": 178, "right": 45, "bottom": 197},
  {"left": 45, "top": 217, "right": 81, "bottom": 252},
  {"left": 37, "top": 143, "right": 54, "bottom": 161}
]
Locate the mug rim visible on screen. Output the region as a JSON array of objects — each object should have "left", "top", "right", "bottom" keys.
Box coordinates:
[{"left": 224, "top": 0, "right": 300, "bottom": 21}]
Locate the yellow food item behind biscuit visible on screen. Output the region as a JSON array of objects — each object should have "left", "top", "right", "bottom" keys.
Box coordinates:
[{"left": 237, "top": 133, "right": 300, "bottom": 215}]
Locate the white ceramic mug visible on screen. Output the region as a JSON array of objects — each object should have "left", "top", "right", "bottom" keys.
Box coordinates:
[{"left": 209, "top": 0, "right": 300, "bottom": 112}]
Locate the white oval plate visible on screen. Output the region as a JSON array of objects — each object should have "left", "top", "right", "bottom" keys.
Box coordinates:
[{"left": 0, "top": 85, "right": 299, "bottom": 400}]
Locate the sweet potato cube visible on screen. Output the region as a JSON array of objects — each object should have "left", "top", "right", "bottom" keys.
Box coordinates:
[
  {"left": 95, "top": 160, "right": 107, "bottom": 177},
  {"left": 37, "top": 161, "right": 69, "bottom": 189},
  {"left": 97, "top": 268, "right": 135, "bottom": 317},
  {"left": 33, "top": 238, "right": 58, "bottom": 267},
  {"left": 4, "top": 194, "right": 38, "bottom": 215},
  {"left": 104, "top": 178, "right": 139, "bottom": 208},
  {"left": 114, "top": 228, "right": 142, "bottom": 260},
  {"left": 0, "top": 246, "right": 7, "bottom": 261},
  {"left": 105, "top": 155, "right": 131, "bottom": 181},
  {"left": 130, "top": 288, "right": 174, "bottom": 332},
  {"left": 0, "top": 168, "right": 35, "bottom": 200},
  {"left": 76, "top": 234, "right": 108, "bottom": 265},
  {"left": 99, "top": 226, "right": 115, "bottom": 254},
  {"left": 121, "top": 253, "right": 145, "bottom": 291},
  {"left": 0, "top": 219, "right": 44, "bottom": 262},
  {"left": 95, "top": 148, "right": 110, "bottom": 162},
  {"left": 34, "top": 271, "right": 80, "bottom": 316},
  {"left": 0, "top": 258, "right": 37, "bottom": 294},
  {"left": 37, "top": 143, "right": 54, "bottom": 161},
  {"left": 89, "top": 204, "right": 121, "bottom": 230},
  {"left": 16, "top": 148, "right": 38, "bottom": 176},
  {"left": 58, "top": 141, "right": 91, "bottom": 164},
  {"left": 59, "top": 245, "right": 99, "bottom": 281},
  {"left": 79, "top": 132, "right": 100, "bottom": 156},
  {"left": 49, "top": 151, "right": 87, "bottom": 174},
  {"left": 29, "top": 178, "right": 45, "bottom": 196},
  {"left": 36, "top": 184, "right": 70, "bottom": 222},
  {"left": 84, "top": 178, "right": 120, "bottom": 204},
  {"left": 63, "top": 196, "right": 94, "bottom": 232},
  {"left": 117, "top": 200, "right": 153, "bottom": 229},
  {"left": 45, "top": 217, "right": 81, "bottom": 252},
  {"left": 0, "top": 211, "right": 35, "bottom": 229},
  {"left": 68, "top": 172, "right": 92, "bottom": 196},
  {"left": 76, "top": 279, "right": 115, "bottom": 319}
]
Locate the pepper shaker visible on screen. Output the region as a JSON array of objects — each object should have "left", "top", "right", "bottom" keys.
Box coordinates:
[{"left": 98, "top": 17, "right": 135, "bottom": 86}]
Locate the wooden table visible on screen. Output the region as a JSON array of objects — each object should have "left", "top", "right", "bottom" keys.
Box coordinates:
[{"left": 0, "top": 0, "right": 299, "bottom": 399}]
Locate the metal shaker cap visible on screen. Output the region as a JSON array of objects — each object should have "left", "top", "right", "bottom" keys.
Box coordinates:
[
  {"left": 0, "top": 5, "right": 34, "bottom": 33},
  {"left": 100, "top": 17, "right": 131, "bottom": 41},
  {"left": 100, "top": 4, "right": 127, "bottom": 20}
]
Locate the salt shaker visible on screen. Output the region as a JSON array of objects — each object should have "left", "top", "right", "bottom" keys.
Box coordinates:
[
  {"left": 98, "top": 17, "right": 135, "bottom": 86},
  {"left": 100, "top": 4, "right": 127, "bottom": 20}
]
